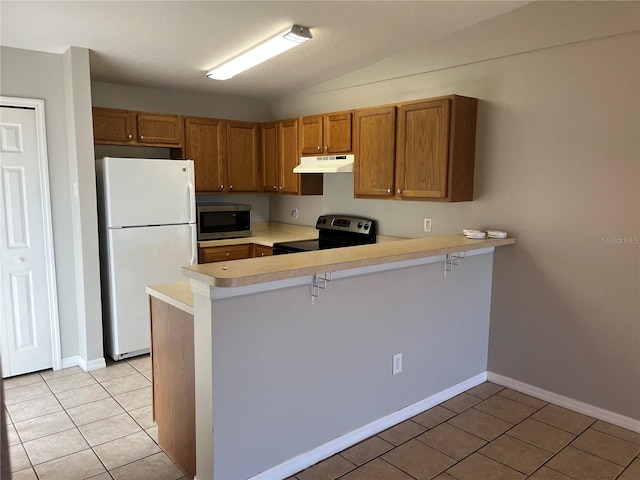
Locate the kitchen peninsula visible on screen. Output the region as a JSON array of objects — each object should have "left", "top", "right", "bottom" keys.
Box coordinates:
[{"left": 155, "top": 234, "right": 515, "bottom": 480}]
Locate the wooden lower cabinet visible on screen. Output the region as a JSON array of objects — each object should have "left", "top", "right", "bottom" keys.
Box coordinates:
[
  {"left": 253, "top": 244, "right": 273, "bottom": 257},
  {"left": 150, "top": 297, "right": 195, "bottom": 479},
  {"left": 198, "top": 244, "right": 253, "bottom": 264}
]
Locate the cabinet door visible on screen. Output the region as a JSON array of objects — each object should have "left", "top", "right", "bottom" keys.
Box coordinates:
[
  {"left": 278, "top": 119, "right": 300, "bottom": 194},
  {"left": 137, "top": 113, "right": 183, "bottom": 146},
  {"left": 299, "top": 115, "right": 323, "bottom": 155},
  {"left": 354, "top": 106, "right": 396, "bottom": 198},
  {"left": 396, "top": 99, "right": 450, "bottom": 199},
  {"left": 227, "top": 121, "right": 261, "bottom": 192},
  {"left": 184, "top": 117, "right": 226, "bottom": 193},
  {"left": 261, "top": 122, "right": 278, "bottom": 193},
  {"left": 92, "top": 107, "right": 136, "bottom": 143},
  {"left": 199, "top": 244, "right": 253, "bottom": 264},
  {"left": 253, "top": 244, "right": 273, "bottom": 257},
  {"left": 324, "top": 112, "right": 353, "bottom": 153}
]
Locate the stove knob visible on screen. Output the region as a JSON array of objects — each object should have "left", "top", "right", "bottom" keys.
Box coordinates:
[
  {"left": 364, "top": 223, "right": 370, "bottom": 230},
  {"left": 357, "top": 222, "right": 363, "bottom": 229},
  {"left": 322, "top": 218, "right": 327, "bottom": 224}
]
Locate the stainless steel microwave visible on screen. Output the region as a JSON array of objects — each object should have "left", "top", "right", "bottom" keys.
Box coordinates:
[{"left": 196, "top": 203, "right": 251, "bottom": 240}]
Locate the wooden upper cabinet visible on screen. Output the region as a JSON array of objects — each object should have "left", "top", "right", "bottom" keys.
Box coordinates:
[
  {"left": 184, "top": 117, "right": 226, "bottom": 193},
  {"left": 226, "top": 121, "right": 261, "bottom": 193},
  {"left": 354, "top": 106, "right": 397, "bottom": 198},
  {"left": 278, "top": 119, "right": 301, "bottom": 194},
  {"left": 299, "top": 111, "right": 353, "bottom": 155},
  {"left": 261, "top": 122, "right": 278, "bottom": 193},
  {"left": 395, "top": 95, "right": 477, "bottom": 202},
  {"left": 92, "top": 107, "right": 183, "bottom": 147}
]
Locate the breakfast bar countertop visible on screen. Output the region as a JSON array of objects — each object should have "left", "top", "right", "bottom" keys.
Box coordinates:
[{"left": 183, "top": 234, "right": 517, "bottom": 288}]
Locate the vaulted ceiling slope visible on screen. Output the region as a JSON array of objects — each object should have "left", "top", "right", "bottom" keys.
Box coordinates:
[{"left": 0, "top": 1, "right": 528, "bottom": 100}]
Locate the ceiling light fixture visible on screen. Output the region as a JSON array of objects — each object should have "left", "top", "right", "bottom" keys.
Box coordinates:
[{"left": 206, "top": 24, "right": 312, "bottom": 81}]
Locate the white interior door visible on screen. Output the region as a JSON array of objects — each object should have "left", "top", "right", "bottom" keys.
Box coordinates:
[{"left": 0, "top": 100, "right": 60, "bottom": 377}]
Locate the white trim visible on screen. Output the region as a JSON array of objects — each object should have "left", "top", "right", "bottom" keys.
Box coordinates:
[
  {"left": 78, "top": 356, "right": 106, "bottom": 372},
  {"left": 61, "top": 355, "right": 80, "bottom": 369},
  {"left": 247, "top": 372, "right": 487, "bottom": 480},
  {"left": 488, "top": 372, "right": 640, "bottom": 433},
  {"left": 0, "top": 96, "right": 62, "bottom": 371}
]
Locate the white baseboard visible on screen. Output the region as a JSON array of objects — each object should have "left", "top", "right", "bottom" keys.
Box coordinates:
[
  {"left": 488, "top": 372, "right": 640, "bottom": 433},
  {"left": 247, "top": 372, "right": 487, "bottom": 480},
  {"left": 61, "top": 355, "right": 106, "bottom": 372}
]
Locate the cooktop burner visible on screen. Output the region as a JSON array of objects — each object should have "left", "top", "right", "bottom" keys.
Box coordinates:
[{"left": 273, "top": 214, "right": 377, "bottom": 255}]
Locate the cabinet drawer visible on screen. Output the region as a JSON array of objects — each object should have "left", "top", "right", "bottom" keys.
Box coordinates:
[
  {"left": 254, "top": 245, "right": 273, "bottom": 257},
  {"left": 199, "top": 244, "right": 252, "bottom": 264}
]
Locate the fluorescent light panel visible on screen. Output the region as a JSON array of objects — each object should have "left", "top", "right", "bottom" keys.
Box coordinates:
[{"left": 207, "top": 25, "right": 312, "bottom": 80}]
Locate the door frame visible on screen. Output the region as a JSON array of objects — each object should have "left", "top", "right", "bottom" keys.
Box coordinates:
[{"left": 1, "top": 96, "right": 62, "bottom": 371}]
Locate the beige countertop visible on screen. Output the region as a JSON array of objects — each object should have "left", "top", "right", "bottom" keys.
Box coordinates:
[
  {"left": 183, "top": 234, "right": 516, "bottom": 288},
  {"left": 146, "top": 281, "right": 194, "bottom": 314}
]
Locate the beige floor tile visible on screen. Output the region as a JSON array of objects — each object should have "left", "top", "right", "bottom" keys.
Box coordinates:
[
  {"left": 14, "top": 411, "right": 75, "bottom": 442},
  {"left": 4, "top": 407, "right": 11, "bottom": 424},
  {"left": 497, "top": 388, "right": 547, "bottom": 409},
  {"left": 22, "top": 428, "right": 89, "bottom": 465},
  {"left": 546, "top": 446, "right": 623, "bottom": 480},
  {"left": 79, "top": 412, "right": 142, "bottom": 446},
  {"left": 128, "top": 404, "right": 156, "bottom": 429},
  {"left": 619, "top": 458, "right": 640, "bottom": 480},
  {"left": 465, "top": 382, "right": 504, "bottom": 400},
  {"left": 33, "top": 449, "right": 106, "bottom": 480},
  {"left": 4, "top": 382, "right": 51, "bottom": 406},
  {"left": 296, "top": 455, "right": 356, "bottom": 480},
  {"left": 114, "top": 386, "right": 152, "bottom": 411},
  {"left": 412, "top": 405, "right": 456, "bottom": 429},
  {"left": 340, "top": 458, "right": 414, "bottom": 480},
  {"left": 45, "top": 372, "right": 97, "bottom": 394},
  {"left": 6, "top": 394, "right": 63, "bottom": 423},
  {"left": 591, "top": 420, "right": 640, "bottom": 446},
  {"left": 433, "top": 474, "right": 457, "bottom": 480},
  {"left": 378, "top": 419, "right": 426, "bottom": 446},
  {"left": 340, "top": 436, "right": 394, "bottom": 466},
  {"left": 445, "top": 452, "right": 525, "bottom": 480},
  {"left": 12, "top": 467, "right": 38, "bottom": 480},
  {"left": 8, "top": 422, "right": 21, "bottom": 446},
  {"left": 146, "top": 425, "right": 159, "bottom": 443},
  {"left": 66, "top": 397, "right": 126, "bottom": 426},
  {"left": 93, "top": 430, "right": 161, "bottom": 470},
  {"left": 507, "top": 418, "right": 576, "bottom": 454},
  {"left": 110, "top": 451, "right": 183, "bottom": 480},
  {"left": 571, "top": 428, "right": 640, "bottom": 466},
  {"left": 10, "top": 444, "right": 32, "bottom": 472},
  {"left": 416, "top": 422, "right": 486, "bottom": 460},
  {"left": 447, "top": 408, "right": 513, "bottom": 441},
  {"left": 474, "top": 395, "right": 536, "bottom": 424},
  {"left": 3, "top": 372, "right": 44, "bottom": 390},
  {"left": 527, "top": 466, "right": 575, "bottom": 479},
  {"left": 440, "top": 393, "right": 481, "bottom": 413},
  {"left": 142, "top": 370, "right": 153, "bottom": 381},
  {"left": 90, "top": 362, "right": 136, "bottom": 383},
  {"left": 40, "top": 366, "right": 83, "bottom": 381},
  {"left": 55, "top": 384, "right": 110, "bottom": 409},
  {"left": 101, "top": 372, "right": 151, "bottom": 396},
  {"left": 480, "top": 434, "right": 552, "bottom": 475},
  {"left": 532, "top": 404, "right": 595, "bottom": 435},
  {"left": 86, "top": 474, "right": 114, "bottom": 480},
  {"left": 126, "top": 354, "right": 152, "bottom": 373},
  {"left": 382, "top": 439, "right": 456, "bottom": 479}
]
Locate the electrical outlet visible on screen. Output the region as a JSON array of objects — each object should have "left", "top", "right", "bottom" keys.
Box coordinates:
[
  {"left": 424, "top": 218, "right": 432, "bottom": 232},
  {"left": 291, "top": 208, "right": 299, "bottom": 218},
  {"left": 392, "top": 353, "right": 402, "bottom": 375}
]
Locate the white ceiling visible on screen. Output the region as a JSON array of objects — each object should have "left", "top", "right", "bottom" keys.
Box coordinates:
[{"left": 0, "top": 1, "right": 528, "bottom": 100}]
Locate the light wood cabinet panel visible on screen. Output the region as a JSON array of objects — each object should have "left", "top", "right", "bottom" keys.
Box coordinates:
[
  {"left": 299, "top": 111, "right": 353, "bottom": 155},
  {"left": 227, "top": 121, "right": 261, "bottom": 192},
  {"left": 198, "top": 244, "right": 253, "bottom": 264},
  {"left": 92, "top": 107, "right": 183, "bottom": 147},
  {"left": 354, "top": 106, "right": 396, "bottom": 197},
  {"left": 253, "top": 244, "right": 273, "bottom": 257},
  {"left": 184, "top": 117, "right": 226, "bottom": 193},
  {"left": 278, "top": 119, "right": 302, "bottom": 194},
  {"left": 261, "top": 122, "right": 278, "bottom": 193},
  {"left": 150, "top": 297, "right": 195, "bottom": 479}
]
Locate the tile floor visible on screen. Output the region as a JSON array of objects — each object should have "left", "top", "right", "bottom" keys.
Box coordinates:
[
  {"left": 4, "top": 360, "right": 640, "bottom": 480},
  {"left": 3, "top": 354, "right": 186, "bottom": 480}
]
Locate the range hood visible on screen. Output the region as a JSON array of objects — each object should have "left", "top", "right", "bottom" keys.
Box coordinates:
[{"left": 293, "top": 154, "right": 354, "bottom": 173}]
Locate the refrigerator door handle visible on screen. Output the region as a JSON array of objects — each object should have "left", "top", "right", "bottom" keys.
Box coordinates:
[
  {"left": 189, "top": 223, "right": 197, "bottom": 266},
  {"left": 186, "top": 160, "right": 196, "bottom": 224}
]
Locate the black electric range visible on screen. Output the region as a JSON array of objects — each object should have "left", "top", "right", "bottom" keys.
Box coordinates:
[{"left": 273, "top": 214, "right": 377, "bottom": 255}]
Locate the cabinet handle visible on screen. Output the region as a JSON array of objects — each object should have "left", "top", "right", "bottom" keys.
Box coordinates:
[
  {"left": 279, "top": 186, "right": 283, "bottom": 190},
  {"left": 127, "top": 134, "right": 133, "bottom": 140},
  {"left": 261, "top": 252, "right": 265, "bottom": 256},
  {"left": 220, "top": 185, "right": 224, "bottom": 190},
  {"left": 229, "top": 185, "right": 233, "bottom": 190},
  {"left": 387, "top": 189, "right": 392, "bottom": 194},
  {"left": 139, "top": 135, "right": 144, "bottom": 140},
  {"left": 324, "top": 145, "right": 328, "bottom": 151},
  {"left": 273, "top": 185, "right": 277, "bottom": 190},
  {"left": 226, "top": 252, "right": 230, "bottom": 258},
  {"left": 397, "top": 189, "right": 403, "bottom": 194},
  {"left": 317, "top": 145, "right": 321, "bottom": 152}
]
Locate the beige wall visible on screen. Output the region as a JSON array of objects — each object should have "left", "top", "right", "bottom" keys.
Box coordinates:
[{"left": 268, "top": 4, "right": 640, "bottom": 419}]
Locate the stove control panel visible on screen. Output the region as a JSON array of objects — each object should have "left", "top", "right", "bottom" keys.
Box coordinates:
[{"left": 316, "top": 215, "right": 376, "bottom": 236}]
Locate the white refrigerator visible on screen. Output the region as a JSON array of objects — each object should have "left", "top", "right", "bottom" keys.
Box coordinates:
[{"left": 96, "top": 157, "right": 196, "bottom": 360}]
